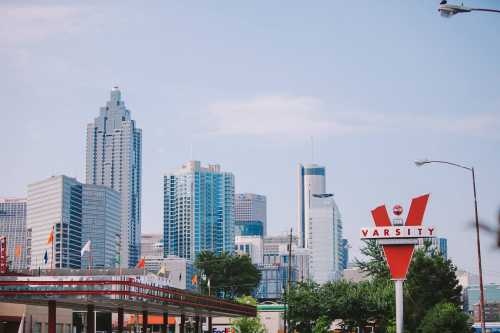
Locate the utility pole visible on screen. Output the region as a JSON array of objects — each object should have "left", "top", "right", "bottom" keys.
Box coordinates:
[{"left": 287, "top": 228, "right": 293, "bottom": 333}]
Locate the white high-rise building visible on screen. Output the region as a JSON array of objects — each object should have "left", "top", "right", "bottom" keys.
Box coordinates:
[
  {"left": 309, "top": 194, "right": 343, "bottom": 284},
  {"left": 86, "top": 87, "right": 142, "bottom": 267},
  {"left": 27, "top": 176, "right": 82, "bottom": 269},
  {"left": 297, "top": 164, "right": 326, "bottom": 248},
  {"left": 296, "top": 163, "right": 343, "bottom": 284}
]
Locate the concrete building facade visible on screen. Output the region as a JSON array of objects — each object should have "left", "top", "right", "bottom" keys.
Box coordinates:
[
  {"left": 235, "top": 193, "right": 267, "bottom": 236},
  {"left": 235, "top": 235, "right": 263, "bottom": 265},
  {"left": 141, "top": 233, "right": 164, "bottom": 257}
]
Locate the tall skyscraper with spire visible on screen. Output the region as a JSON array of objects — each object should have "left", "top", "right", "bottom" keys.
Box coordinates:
[{"left": 86, "top": 87, "right": 142, "bottom": 267}]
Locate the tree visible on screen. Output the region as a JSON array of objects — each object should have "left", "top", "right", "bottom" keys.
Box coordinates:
[
  {"left": 320, "top": 279, "right": 393, "bottom": 333},
  {"left": 195, "top": 251, "right": 261, "bottom": 299},
  {"left": 355, "top": 240, "right": 390, "bottom": 281},
  {"left": 312, "top": 316, "right": 330, "bottom": 333},
  {"left": 356, "top": 241, "right": 463, "bottom": 333},
  {"left": 286, "top": 281, "right": 322, "bottom": 333},
  {"left": 231, "top": 296, "right": 266, "bottom": 333},
  {"left": 418, "top": 303, "right": 470, "bottom": 333},
  {"left": 404, "top": 250, "right": 462, "bottom": 332}
]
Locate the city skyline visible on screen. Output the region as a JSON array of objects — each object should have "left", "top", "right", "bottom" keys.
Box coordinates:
[{"left": 1, "top": 1, "right": 499, "bottom": 283}]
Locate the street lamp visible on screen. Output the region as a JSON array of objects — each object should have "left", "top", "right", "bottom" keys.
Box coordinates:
[
  {"left": 415, "top": 158, "right": 486, "bottom": 333},
  {"left": 438, "top": 0, "right": 500, "bottom": 17}
]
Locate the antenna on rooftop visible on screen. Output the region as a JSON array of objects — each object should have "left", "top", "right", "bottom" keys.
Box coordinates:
[{"left": 310, "top": 136, "right": 314, "bottom": 162}]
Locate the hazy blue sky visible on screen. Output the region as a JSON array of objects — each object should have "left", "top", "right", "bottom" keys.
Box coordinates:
[{"left": 1, "top": 1, "right": 499, "bottom": 282}]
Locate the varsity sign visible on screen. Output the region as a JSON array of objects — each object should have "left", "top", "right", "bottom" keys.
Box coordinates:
[
  {"left": 361, "top": 193, "right": 433, "bottom": 280},
  {"left": 360, "top": 226, "right": 436, "bottom": 239},
  {"left": 362, "top": 193, "right": 434, "bottom": 333}
]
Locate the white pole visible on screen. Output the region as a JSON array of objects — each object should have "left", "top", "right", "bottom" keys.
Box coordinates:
[{"left": 395, "top": 279, "right": 404, "bottom": 333}]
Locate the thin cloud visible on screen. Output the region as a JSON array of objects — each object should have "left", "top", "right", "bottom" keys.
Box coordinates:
[
  {"left": 206, "top": 95, "right": 365, "bottom": 137},
  {"left": 205, "top": 95, "right": 500, "bottom": 139},
  {"left": 0, "top": 4, "right": 84, "bottom": 46}
]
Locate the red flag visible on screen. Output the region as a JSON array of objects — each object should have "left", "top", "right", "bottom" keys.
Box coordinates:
[
  {"left": 15, "top": 245, "right": 22, "bottom": 257},
  {"left": 136, "top": 258, "right": 145, "bottom": 269},
  {"left": 47, "top": 226, "right": 54, "bottom": 245},
  {"left": 191, "top": 275, "right": 198, "bottom": 285}
]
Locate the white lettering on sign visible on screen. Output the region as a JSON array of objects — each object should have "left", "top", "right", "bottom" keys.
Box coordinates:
[{"left": 360, "top": 226, "right": 436, "bottom": 239}]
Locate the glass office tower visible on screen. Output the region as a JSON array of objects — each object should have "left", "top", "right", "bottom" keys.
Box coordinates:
[
  {"left": 86, "top": 87, "right": 142, "bottom": 267},
  {"left": 27, "top": 176, "right": 82, "bottom": 269},
  {"left": 0, "top": 198, "right": 28, "bottom": 270},
  {"left": 81, "top": 184, "right": 121, "bottom": 268},
  {"left": 163, "top": 161, "right": 235, "bottom": 260}
]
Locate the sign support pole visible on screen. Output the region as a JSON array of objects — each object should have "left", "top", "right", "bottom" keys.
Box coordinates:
[{"left": 395, "top": 279, "right": 404, "bottom": 333}]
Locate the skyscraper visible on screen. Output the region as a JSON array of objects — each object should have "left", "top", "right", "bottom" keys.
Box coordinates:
[
  {"left": 86, "top": 87, "right": 142, "bottom": 267},
  {"left": 163, "top": 161, "right": 235, "bottom": 260},
  {"left": 296, "top": 164, "right": 326, "bottom": 248},
  {"left": 27, "top": 176, "right": 82, "bottom": 269},
  {"left": 0, "top": 198, "right": 28, "bottom": 270},
  {"left": 309, "top": 194, "right": 343, "bottom": 283},
  {"left": 296, "top": 163, "right": 343, "bottom": 284},
  {"left": 235, "top": 193, "right": 267, "bottom": 236},
  {"left": 81, "top": 184, "right": 121, "bottom": 268}
]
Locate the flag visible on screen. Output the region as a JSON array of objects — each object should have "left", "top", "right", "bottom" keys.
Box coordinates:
[
  {"left": 179, "top": 273, "right": 182, "bottom": 281},
  {"left": 47, "top": 226, "right": 54, "bottom": 245},
  {"left": 15, "top": 245, "right": 22, "bottom": 257},
  {"left": 207, "top": 278, "right": 211, "bottom": 289},
  {"left": 43, "top": 250, "right": 48, "bottom": 264},
  {"left": 81, "top": 240, "right": 91, "bottom": 256},
  {"left": 136, "top": 258, "right": 145, "bottom": 269},
  {"left": 191, "top": 274, "right": 198, "bottom": 285},
  {"left": 157, "top": 265, "right": 167, "bottom": 276},
  {"left": 17, "top": 312, "right": 24, "bottom": 333}
]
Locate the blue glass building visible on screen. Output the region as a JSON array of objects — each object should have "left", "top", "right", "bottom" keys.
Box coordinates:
[
  {"left": 235, "top": 220, "right": 264, "bottom": 237},
  {"left": 163, "top": 161, "right": 235, "bottom": 260}
]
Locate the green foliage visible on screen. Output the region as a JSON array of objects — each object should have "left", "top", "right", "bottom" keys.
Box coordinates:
[
  {"left": 418, "top": 302, "right": 470, "bottom": 333},
  {"left": 355, "top": 240, "right": 390, "bottom": 281},
  {"left": 287, "top": 279, "right": 393, "bottom": 333},
  {"left": 237, "top": 295, "right": 258, "bottom": 306},
  {"left": 312, "top": 315, "right": 330, "bottom": 333},
  {"left": 404, "top": 250, "right": 462, "bottom": 332},
  {"left": 195, "top": 251, "right": 261, "bottom": 299},
  {"left": 287, "top": 242, "right": 464, "bottom": 333},
  {"left": 231, "top": 296, "right": 266, "bottom": 333},
  {"left": 231, "top": 317, "right": 266, "bottom": 333},
  {"left": 285, "top": 281, "right": 322, "bottom": 333}
]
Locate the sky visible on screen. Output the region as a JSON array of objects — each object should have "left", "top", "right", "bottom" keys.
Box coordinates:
[{"left": 1, "top": 0, "right": 499, "bottom": 282}]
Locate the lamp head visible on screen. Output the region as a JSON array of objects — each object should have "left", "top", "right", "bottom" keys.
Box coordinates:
[
  {"left": 414, "top": 159, "right": 430, "bottom": 167},
  {"left": 438, "top": 3, "right": 472, "bottom": 17}
]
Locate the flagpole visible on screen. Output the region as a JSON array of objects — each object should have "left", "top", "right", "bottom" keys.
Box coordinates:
[{"left": 50, "top": 226, "right": 54, "bottom": 270}]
